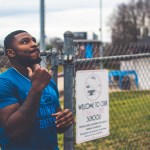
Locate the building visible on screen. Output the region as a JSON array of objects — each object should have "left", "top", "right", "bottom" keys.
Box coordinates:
[{"left": 73, "top": 32, "right": 98, "bottom": 40}]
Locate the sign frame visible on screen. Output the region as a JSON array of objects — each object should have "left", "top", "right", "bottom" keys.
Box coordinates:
[{"left": 76, "top": 69, "right": 109, "bottom": 144}]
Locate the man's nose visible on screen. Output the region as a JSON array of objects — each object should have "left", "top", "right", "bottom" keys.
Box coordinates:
[{"left": 31, "top": 40, "right": 38, "bottom": 47}]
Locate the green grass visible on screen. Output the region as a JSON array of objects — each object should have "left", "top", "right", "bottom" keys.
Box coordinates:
[{"left": 58, "top": 90, "right": 150, "bottom": 150}]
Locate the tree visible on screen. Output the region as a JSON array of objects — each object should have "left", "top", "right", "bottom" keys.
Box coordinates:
[
  {"left": 50, "top": 37, "right": 63, "bottom": 53},
  {"left": 110, "top": 0, "right": 150, "bottom": 45}
]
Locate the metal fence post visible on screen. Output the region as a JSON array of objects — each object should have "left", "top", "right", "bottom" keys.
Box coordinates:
[
  {"left": 99, "top": 43, "right": 103, "bottom": 69},
  {"left": 50, "top": 48, "right": 59, "bottom": 85},
  {"left": 63, "top": 31, "right": 74, "bottom": 150}
]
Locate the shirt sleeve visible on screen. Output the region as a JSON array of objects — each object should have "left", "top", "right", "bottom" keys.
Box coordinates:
[{"left": 0, "top": 78, "right": 18, "bottom": 109}]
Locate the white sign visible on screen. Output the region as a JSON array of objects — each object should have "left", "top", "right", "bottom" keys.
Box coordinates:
[{"left": 76, "top": 69, "right": 109, "bottom": 144}]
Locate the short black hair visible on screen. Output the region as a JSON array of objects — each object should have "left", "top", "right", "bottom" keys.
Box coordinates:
[{"left": 4, "top": 30, "right": 27, "bottom": 51}]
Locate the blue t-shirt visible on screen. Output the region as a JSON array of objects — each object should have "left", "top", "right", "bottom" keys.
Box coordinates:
[{"left": 0, "top": 68, "right": 60, "bottom": 150}]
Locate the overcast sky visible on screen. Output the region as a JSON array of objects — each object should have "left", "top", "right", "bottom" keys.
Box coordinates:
[{"left": 0, "top": 0, "right": 130, "bottom": 45}]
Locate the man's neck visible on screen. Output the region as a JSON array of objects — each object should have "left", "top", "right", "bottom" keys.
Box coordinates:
[{"left": 12, "top": 63, "right": 34, "bottom": 78}]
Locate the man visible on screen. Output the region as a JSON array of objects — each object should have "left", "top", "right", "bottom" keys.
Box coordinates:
[{"left": 0, "top": 30, "right": 74, "bottom": 150}]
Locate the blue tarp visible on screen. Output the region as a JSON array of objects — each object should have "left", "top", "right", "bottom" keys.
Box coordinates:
[{"left": 85, "top": 43, "right": 93, "bottom": 58}]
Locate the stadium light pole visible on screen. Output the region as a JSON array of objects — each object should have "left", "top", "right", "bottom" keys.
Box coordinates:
[
  {"left": 40, "top": 0, "right": 46, "bottom": 67},
  {"left": 99, "top": 0, "right": 103, "bottom": 69},
  {"left": 99, "top": 0, "right": 102, "bottom": 42},
  {"left": 40, "top": 0, "right": 45, "bottom": 51}
]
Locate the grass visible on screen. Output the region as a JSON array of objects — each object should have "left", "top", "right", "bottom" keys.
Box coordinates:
[{"left": 58, "top": 90, "right": 150, "bottom": 150}]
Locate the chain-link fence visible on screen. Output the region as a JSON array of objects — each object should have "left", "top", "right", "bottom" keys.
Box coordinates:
[
  {"left": 0, "top": 31, "right": 150, "bottom": 150},
  {"left": 73, "top": 41, "right": 150, "bottom": 150}
]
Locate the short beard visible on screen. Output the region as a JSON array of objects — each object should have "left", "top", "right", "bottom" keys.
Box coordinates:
[{"left": 16, "top": 55, "right": 42, "bottom": 66}]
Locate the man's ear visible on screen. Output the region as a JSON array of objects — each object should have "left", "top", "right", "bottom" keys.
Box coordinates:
[{"left": 6, "top": 49, "right": 16, "bottom": 58}]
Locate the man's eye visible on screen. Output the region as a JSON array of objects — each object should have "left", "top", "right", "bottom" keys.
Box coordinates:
[
  {"left": 22, "top": 40, "right": 28, "bottom": 44},
  {"left": 21, "top": 40, "right": 29, "bottom": 44}
]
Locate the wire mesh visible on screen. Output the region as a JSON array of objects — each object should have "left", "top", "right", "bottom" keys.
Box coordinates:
[{"left": 73, "top": 41, "right": 150, "bottom": 150}]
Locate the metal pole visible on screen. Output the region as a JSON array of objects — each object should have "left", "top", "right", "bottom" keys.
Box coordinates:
[
  {"left": 40, "top": 0, "right": 45, "bottom": 51},
  {"left": 51, "top": 48, "right": 59, "bottom": 85},
  {"left": 99, "top": 0, "right": 103, "bottom": 69},
  {"left": 100, "top": 44, "right": 103, "bottom": 69},
  {"left": 40, "top": 0, "right": 46, "bottom": 67},
  {"left": 99, "top": 0, "right": 102, "bottom": 41},
  {"left": 63, "top": 31, "right": 74, "bottom": 150}
]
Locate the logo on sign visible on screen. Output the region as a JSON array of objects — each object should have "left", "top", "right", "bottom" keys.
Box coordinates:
[{"left": 84, "top": 73, "right": 102, "bottom": 101}]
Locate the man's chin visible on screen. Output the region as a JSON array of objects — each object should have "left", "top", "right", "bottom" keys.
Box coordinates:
[{"left": 17, "top": 57, "right": 42, "bottom": 66}]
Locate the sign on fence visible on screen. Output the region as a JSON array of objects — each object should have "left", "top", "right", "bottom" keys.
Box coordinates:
[{"left": 76, "top": 70, "right": 109, "bottom": 144}]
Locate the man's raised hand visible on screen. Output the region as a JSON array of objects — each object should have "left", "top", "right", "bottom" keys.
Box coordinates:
[{"left": 27, "top": 64, "right": 53, "bottom": 91}]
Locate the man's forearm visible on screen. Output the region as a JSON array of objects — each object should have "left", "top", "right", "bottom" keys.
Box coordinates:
[{"left": 5, "top": 86, "right": 42, "bottom": 140}]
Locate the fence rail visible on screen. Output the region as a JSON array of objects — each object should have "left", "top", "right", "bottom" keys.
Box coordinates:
[{"left": 75, "top": 52, "right": 150, "bottom": 62}]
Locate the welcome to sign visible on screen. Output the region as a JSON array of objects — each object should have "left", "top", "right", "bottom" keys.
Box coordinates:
[{"left": 76, "top": 69, "right": 109, "bottom": 144}]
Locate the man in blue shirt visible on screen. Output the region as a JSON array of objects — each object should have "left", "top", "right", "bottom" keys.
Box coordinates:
[{"left": 0, "top": 30, "right": 74, "bottom": 150}]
